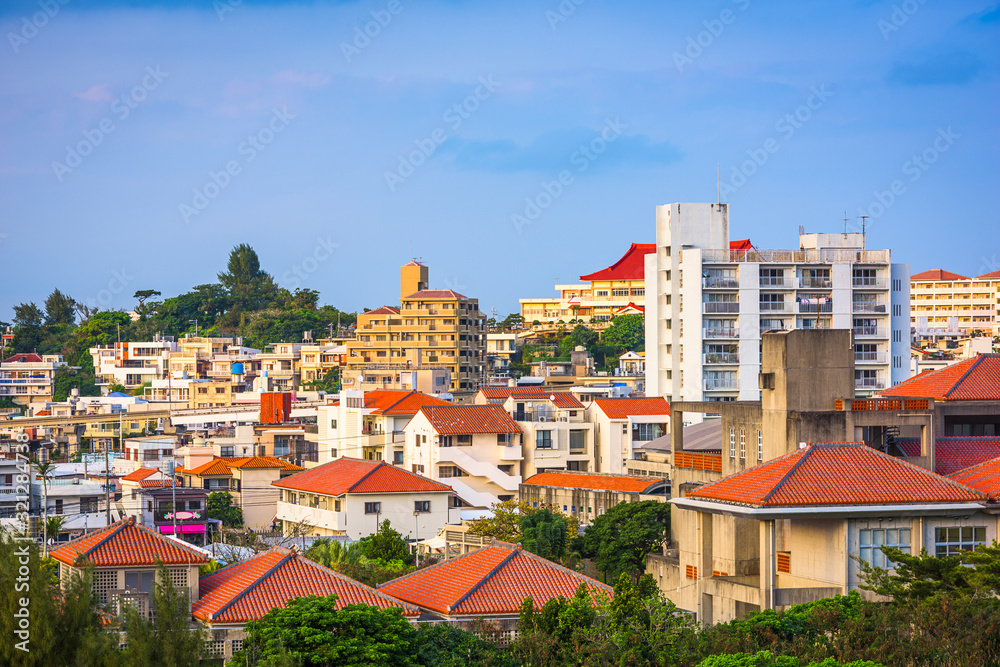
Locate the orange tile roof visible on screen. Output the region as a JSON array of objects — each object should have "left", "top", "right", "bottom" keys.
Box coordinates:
[
  {"left": 272, "top": 457, "right": 452, "bottom": 495},
  {"left": 121, "top": 468, "right": 158, "bottom": 482},
  {"left": 592, "top": 397, "right": 671, "bottom": 419},
  {"left": 948, "top": 457, "right": 1000, "bottom": 500},
  {"left": 522, "top": 472, "right": 663, "bottom": 493},
  {"left": 547, "top": 393, "right": 584, "bottom": 409},
  {"left": 977, "top": 269, "right": 1000, "bottom": 280},
  {"left": 614, "top": 302, "right": 645, "bottom": 314},
  {"left": 910, "top": 268, "right": 971, "bottom": 281},
  {"left": 364, "top": 389, "right": 453, "bottom": 415},
  {"left": 930, "top": 437, "right": 1000, "bottom": 475},
  {"left": 419, "top": 405, "right": 522, "bottom": 435},
  {"left": 403, "top": 289, "right": 469, "bottom": 300},
  {"left": 221, "top": 456, "right": 304, "bottom": 472},
  {"left": 379, "top": 542, "right": 612, "bottom": 617},
  {"left": 477, "top": 386, "right": 550, "bottom": 400},
  {"left": 181, "top": 458, "right": 233, "bottom": 477},
  {"left": 580, "top": 243, "right": 655, "bottom": 282},
  {"left": 50, "top": 517, "right": 210, "bottom": 567},
  {"left": 193, "top": 547, "right": 418, "bottom": 624},
  {"left": 138, "top": 478, "right": 181, "bottom": 488},
  {"left": 364, "top": 305, "right": 400, "bottom": 315},
  {"left": 881, "top": 354, "right": 1000, "bottom": 401},
  {"left": 688, "top": 444, "right": 986, "bottom": 507}
]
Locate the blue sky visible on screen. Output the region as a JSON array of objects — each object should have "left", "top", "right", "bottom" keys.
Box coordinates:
[{"left": 1, "top": 0, "right": 998, "bottom": 320}]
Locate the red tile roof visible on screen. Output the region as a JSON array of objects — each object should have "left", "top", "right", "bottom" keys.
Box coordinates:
[
  {"left": 522, "top": 472, "right": 664, "bottom": 493},
  {"left": 580, "top": 243, "right": 655, "bottom": 282},
  {"left": 3, "top": 353, "right": 44, "bottom": 363},
  {"left": 363, "top": 389, "right": 452, "bottom": 415},
  {"left": 977, "top": 269, "right": 1000, "bottom": 280},
  {"left": 614, "top": 302, "right": 645, "bottom": 314},
  {"left": 138, "top": 478, "right": 181, "bottom": 488},
  {"left": 419, "top": 405, "right": 522, "bottom": 435},
  {"left": 50, "top": 517, "right": 210, "bottom": 567},
  {"left": 364, "top": 306, "right": 400, "bottom": 315},
  {"left": 592, "top": 397, "right": 670, "bottom": 419},
  {"left": 221, "top": 456, "right": 304, "bottom": 472},
  {"left": 948, "top": 457, "right": 1000, "bottom": 500},
  {"left": 403, "top": 289, "right": 469, "bottom": 300},
  {"left": 730, "top": 239, "right": 754, "bottom": 251},
  {"left": 477, "top": 386, "right": 550, "bottom": 400},
  {"left": 547, "top": 393, "right": 584, "bottom": 409},
  {"left": 193, "top": 547, "right": 419, "bottom": 624},
  {"left": 931, "top": 437, "right": 1000, "bottom": 475},
  {"left": 910, "top": 269, "right": 971, "bottom": 281},
  {"left": 881, "top": 354, "right": 1000, "bottom": 401},
  {"left": 121, "top": 468, "right": 158, "bottom": 482},
  {"left": 379, "top": 542, "right": 612, "bottom": 617},
  {"left": 272, "top": 457, "right": 452, "bottom": 495},
  {"left": 179, "top": 459, "right": 233, "bottom": 477},
  {"left": 688, "top": 444, "right": 986, "bottom": 507}
]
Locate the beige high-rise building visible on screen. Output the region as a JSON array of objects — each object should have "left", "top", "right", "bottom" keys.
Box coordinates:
[
  {"left": 345, "top": 262, "right": 486, "bottom": 397},
  {"left": 910, "top": 268, "right": 1000, "bottom": 342}
]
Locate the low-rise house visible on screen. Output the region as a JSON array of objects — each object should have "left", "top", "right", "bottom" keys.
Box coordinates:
[
  {"left": 948, "top": 456, "right": 1000, "bottom": 501},
  {"left": 379, "top": 541, "right": 613, "bottom": 625},
  {"left": 272, "top": 457, "right": 455, "bottom": 540},
  {"left": 50, "top": 517, "right": 209, "bottom": 618},
  {"left": 501, "top": 393, "right": 595, "bottom": 475},
  {"left": 520, "top": 470, "right": 667, "bottom": 524},
  {"left": 192, "top": 546, "right": 419, "bottom": 661},
  {"left": 120, "top": 467, "right": 178, "bottom": 517},
  {"left": 140, "top": 487, "right": 211, "bottom": 546},
  {"left": 0, "top": 353, "right": 66, "bottom": 406},
  {"left": 587, "top": 397, "right": 670, "bottom": 474}
]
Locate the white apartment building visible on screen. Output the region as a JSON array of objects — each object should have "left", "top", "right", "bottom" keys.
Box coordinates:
[
  {"left": 89, "top": 336, "right": 178, "bottom": 389},
  {"left": 644, "top": 203, "right": 910, "bottom": 404},
  {"left": 586, "top": 397, "right": 671, "bottom": 474},
  {"left": 0, "top": 353, "right": 67, "bottom": 406},
  {"left": 910, "top": 268, "right": 1000, "bottom": 342}
]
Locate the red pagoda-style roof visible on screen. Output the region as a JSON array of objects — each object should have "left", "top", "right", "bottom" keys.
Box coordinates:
[{"left": 580, "top": 243, "right": 655, "bottom": 282}]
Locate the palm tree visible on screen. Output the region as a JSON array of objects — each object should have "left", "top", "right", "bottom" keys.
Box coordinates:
[
  {"left": 45, "top": 515, "right": 66, "bottom": 544},
  {"left": 32, "top": 459, "right": 56, "bottom": 556},
  {"left": 306, "top": 538, "right": 361, "bottom": 569}
]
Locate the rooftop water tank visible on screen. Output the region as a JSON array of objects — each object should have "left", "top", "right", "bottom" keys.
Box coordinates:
[{"left": 231, "top": 362, "right": 245, "bottom": 374}]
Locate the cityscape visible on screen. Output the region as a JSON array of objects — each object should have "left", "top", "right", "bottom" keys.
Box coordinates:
[{"left": 1, "top": 1, "right": 998, "bottom": 666}]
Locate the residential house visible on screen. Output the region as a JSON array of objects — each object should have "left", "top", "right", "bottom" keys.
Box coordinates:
[
  {"left": 500, "top": 393, "right": 595, "bottom": 475},
  {"left": 272, "top": 457, "right": 455, "bottom": 540},
  {"left": 0, "top": 353, "right": 66, "bottom": 406},
  {"left": 120, "top": 467, "right": 178, "bottom": 518},
  {"left": 256, "top": 342, "right": 302, "bottom": 392},
  {"left": 644, "top": 203, "right": 910, "bottom": 403},
  {"left": 486, "top": 333, "right": 521, "bottom": 374},
  {"left": 519, "top": 470, "right": 667, "bottom": 524},
  {"left": 140, "top": 487, "right": 210, "bottom": 546},
  {"left": 89, "top": 336, "right": 177, "bottom": 390},
  {"left": 252, "top": 423, "right": 319, "bottom": 467},
  {"left": 192, "top": 546, "right": 419, "bottom": 661},
  {"left": 587, "top": 397, "right": 670, "bottom": 474},
  {"left": 379, "top": 541, "right": 613, "bottom": 627},
  {"left": 50, "top": 517, "right": 209, "bottom": 619},
  {"left": 187, "top": 379, "right": 234, "bottom": 409},
  {"left": 617, "top": 350, "right": 645, "bottom": 378}
]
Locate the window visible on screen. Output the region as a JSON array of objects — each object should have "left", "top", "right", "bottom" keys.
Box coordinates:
[
  {"left": 414, "top": 500, "right": 430, "bottom": 513},
  {"left": 757, "top": 431, "right": 763, "bottom": 461},
  {"left": 860, "top": 528, "right": 911, "bottom": 568},
  {"left": 274, "top": 437, "right": 290, "bottom": 456},
  {"left": 456, "top": 434, "right": 472, "bottom": 446},
  {"left": 331, "top": 448, "right": 338, "bottom": 458},
  {"left": 439, "top": 466, "right": 465, "bottom": 478},
  {"left": 739, "top": 429, "right": 746, "bottom": 460},
  {"left": 536, "top": 431, "right": 553, "bottom": 449},
  {"left": 440, "top": 435, "right": 454, "bottom": 447},
  {"left": 125, "top": 570, "right": 156, "bottom": 594},
  {"left": 364, "top": 502, "right": 381, "bottom": 514},
  {"left": 935, "top": 526, "right": 986, "bottom": 557},
  {"left": 54, "top": 499, "right": 63, "bottom": 515},
  {"left": 189, "top": 500, "right": 201, "bottom": 510},
  {"left": 729, "top": 429, "right": 735, "bottom": 458},
  {"left": 331, "top": 419, "right": 337, "bottom": 429},
  {"left": 633, "top": 423, "right": 665, "bottom": 441},
  {"left": 411, "top": 464, "right": 425, "bottom": 474}
]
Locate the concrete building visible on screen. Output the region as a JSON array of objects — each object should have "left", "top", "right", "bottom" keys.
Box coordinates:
[
  {"left": 519, "top": 470, "right": 668, "bottom": 525},
  {"left": 486, "top": 332, "right": 521, "bottom": 374},
  {"left": 644, "top": 203, "right": 910, "bottom": 404},
  {"left": 586, "top": 397, "right": 671, "bottom": 474},
  {"left": 520, "top": 243, "right": 654, "bottom": 324},
  {"left": 910, "top": 268, "right": 1000, "bottom": 342},
  {"left": 272, "top": 457, "right": 455, "bottom": 540},
  {"left": 0, "top": 353, "right": 66, "bottom": 406},
  {"left": 345, "top": 261, "right": 486, "bottom": 397},
  {"left": 89, "top": 336, "right": 178, "bottom": 390}
]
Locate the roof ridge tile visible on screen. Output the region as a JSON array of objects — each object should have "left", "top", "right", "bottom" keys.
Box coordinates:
[{"left": 447, "top": 546, "right": 520, "bottom": 614}]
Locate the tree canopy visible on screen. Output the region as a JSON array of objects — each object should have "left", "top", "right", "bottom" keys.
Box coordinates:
[
  {"left": 578, "top": 500, "right": 669, "bottom": 582},
  {"left": 207, "top": 491, "right": 244, "bottom": 528}
]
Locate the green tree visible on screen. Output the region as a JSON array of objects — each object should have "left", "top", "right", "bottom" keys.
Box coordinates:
[
  {"left": 468, "top": 499, "right": 534, "bottom": 541},
  {"left": 306, "top": 538, "right": 362, "bottom": 569},
  {"left": 857, "top": 540, "right": 1000, "bottom": 601},
  {"left": 43, "top": 289, "right": 76, "bottom": 326},
  {"left": 119, "top": 563, "right": 207, "bottom": 666},
  {"left": 413, "top": 622, "right": 512, "bottom": 667},
  {"left": 218, "top": 244, "right": 277, "bottom": 311},
  {"left": 11, "top": 302, "right": 45, "bottom": 352},
  {"left": 520, "top": 509, "right": 568, "bottom": 561},
  {"left": 207, "top": 492, "right": 244, "bottom": 528},
  {"left": 232, "top": 595, "right": 416, "bottom": 667},
  {"left": 359, "top": 520, "right": 413, "bottom": 564},
  {"left": 132, "top": 290, "right": 162, "bottom": 320},
  {"left": 696, "top": 652, "right": 884, "bottom": 667},
  {"left": 601, "top": 313, "right": 644, "bottom": 352},
  {"left": 580, "top": 500, "right": 669, "bottom": 582}
]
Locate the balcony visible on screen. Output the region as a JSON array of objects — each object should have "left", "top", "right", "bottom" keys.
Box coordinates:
[
  {"left": 497, "top": 444, "right": 523, "bottom": 460},
  {"left": 854, "top": 351, "right": 886, "bottom": 364},
  {"left": 798, "top": 302, "right": 833, "bottom": 314},
  {"left": 759, "top": 277, "right": 791, "bottom": 288},
  {"left": 704, "top": 353, "right": 739, "bottom": 365},
  {"left": 758, "top": 303, "right": 791, "bottom": 313},
  {"left": 852, "top": 277, "right": 883, "bottom": 288},
  {"left": 799, "top": 277, "right": 832, "bottom": 288},
  {"left": 703, "top": 277, "right": 739, "bottom": 289},
  {"left": 703, "top": 302, "right": 739, "bottom": 314},
  {"left": 703, "top": 328, "right": 739, "bottom": 339},
  {"left": 855, "top": 377, "right": 885, "bottom": 390},
  {"left": 704, "top": 378, "right": 738, "bottom": 390},
  {"left": 853, "top": 302, "right": 886, "bottom": 313},
  {"left": 852, "top": 327, "right": 885, "bottom": 338}
]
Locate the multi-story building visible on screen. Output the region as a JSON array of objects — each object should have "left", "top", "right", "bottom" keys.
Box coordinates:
[
  {"left": 586, "top": 397, "right": 671, "bottom": 474},
  {"left": 0, "top": 353, "right": 66, "bottom": 406},
  {"left": 89, "top": 336, "right": 178, "bottom": 390},
  {"left": 256, "top": 342, "right": 302, "bottom": 392},
  {"left": 910, "top": 268, "right": 1000, "bottom": 343},
  {"left": 519, "top": 470, "right": 668, "bottom": 525},
  {"left": 187, "top": 379, "right": 234, "bottom": 409},
  {"left": 485, "top": 333, "right": 521, "bottom": 374},
  {"left": 345, "top": 261, "right": 486, "bottom": 397},
  {"left": 644, "top": 203, "right": 910, "bottom": 403},
  {"left": 520, "top": 243, "right": 655, "bottom": 324}
]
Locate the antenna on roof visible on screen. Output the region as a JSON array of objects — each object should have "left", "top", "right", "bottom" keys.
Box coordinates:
[{"left": 843, "top": 210, "right": 849, "bottom": 235}]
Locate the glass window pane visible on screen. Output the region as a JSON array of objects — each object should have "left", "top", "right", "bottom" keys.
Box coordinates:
[
  {"left": 961, "top": 527, "right": 972, "bottom": 541},
  {"left": 936, "top": 545, "right": 947, "bottom": 557},
  {"left": 899, "top": 529, "right": 911, "bottom": 545},
  {"left": 936, "top": 527, "right": 945, "bottom": 541},
  {"left": 886, "top": 529, "right": 897, "bottom": 544},
  {"left": 860, "top": 530, "right": 871, "bottom": 546},
  {"left": 948, "top": 528, "right": 960, "bottom": 542},
  {"left": 873, "top": 530, "right": 884, "bottom": 546},
  {"left": 860, "top": 547, "right": 871, "bottom": 563},
  {"left": 874, "top": 550, "right": 885, "bottom": 568},
  {"left": 974, "top": 527, "right": 986, "bottom": 542}
]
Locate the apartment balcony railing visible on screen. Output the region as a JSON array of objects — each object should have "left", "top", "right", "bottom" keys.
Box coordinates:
[
  {"left": 702, "top": 248, "right": 890, "bottom": 264},
  {"left": 855, "top": 351, "right": 887, "bottom": 364},
  {"left": 855, "top": 378, "right": 885, "bottom": 389},
  {"left": 759, "top": 277, "right": 791, "bottom": 288},
  {"left": 758, "top": 303, "right": 791, "bottom": 313},
  {"left": 799, "top": 277, "right": 832, "bottom": 288},
  {"left": 704, "top": 302, "right": 739, "bottom": 314},
  {"left": 798, "top": 302, "right": 833, "bottom": 314},
  {"left": 760, "top": 322, "right": 793, "bottom": 332},
  {"left": 852, "top": 327, "right": 886, "bottom": 338},
  {"left": 852, "top": 277, "right": 883, "bottom": 288},
  {"left": 704, "top": 353, "right": 740, "bottom": 365},
  {"left": 704, "top": 378, "right": 738, "bottom": 390},
  {"left": 703, "top": 277, "right": 739, "bottom": 289},
  {"left": 703, "top": 328, "right": 739, "bottom": 339},
  {"left": 0, "top": 378, "right": 50, "bottom": 385},
  {"left": 853, "top": 302, "right": 887, "bottom": 313}
]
